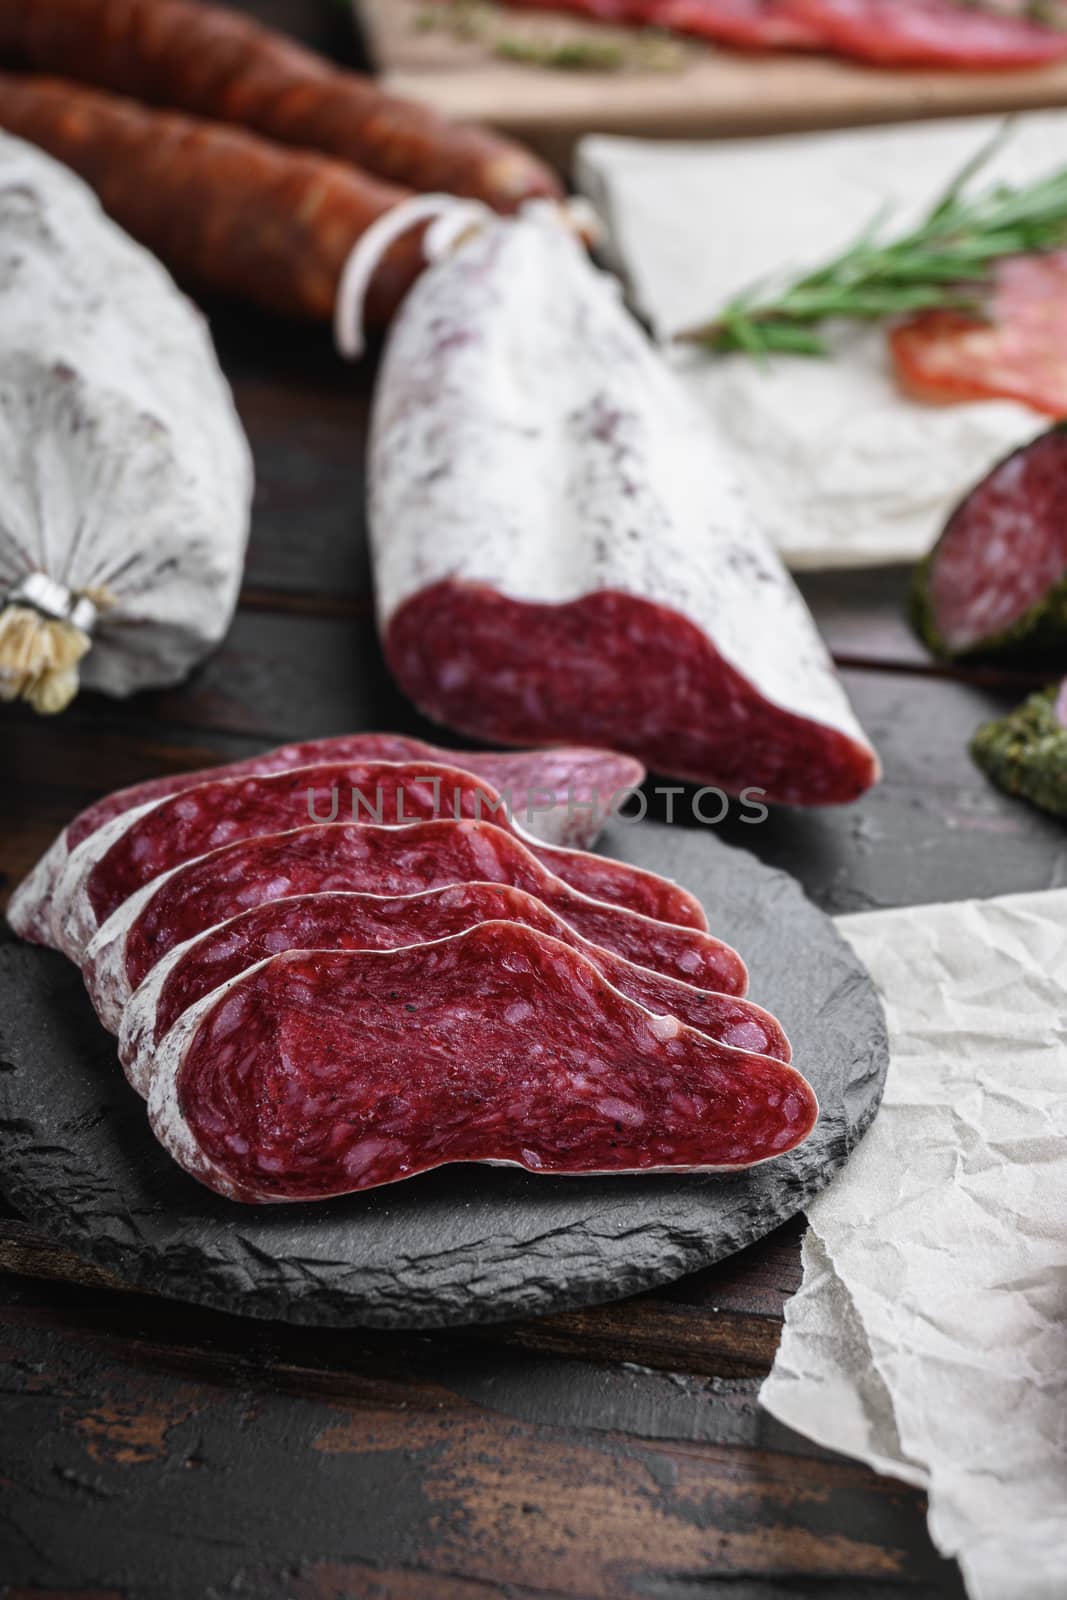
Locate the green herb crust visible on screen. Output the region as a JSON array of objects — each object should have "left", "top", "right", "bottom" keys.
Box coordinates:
[
  {"left": 971, "top": 684, "right": 1067, "bottom": 817},
  {"left": 911, "top": 556, "right": 1067, "bottom": 661}
]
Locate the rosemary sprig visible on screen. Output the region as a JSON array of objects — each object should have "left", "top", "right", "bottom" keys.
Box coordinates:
[{"left": 677, "top": 126, "right": 1067, "bottom": 358}]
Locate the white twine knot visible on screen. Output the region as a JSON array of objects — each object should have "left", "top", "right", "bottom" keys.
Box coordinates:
[
  {"left": 334, "top": 193, "right": 492, "bottom": 362},
  {"left": 333, "top": 193, "right": 603, "bottom": 362}
]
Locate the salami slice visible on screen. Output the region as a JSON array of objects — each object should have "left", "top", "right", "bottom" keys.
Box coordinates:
[
  {"left": 84, "top": 819, "right": 748, "bottom": 1031},
  {"left": 645, "top": 1, "right": 822, "bottom": 48},
  {"left": 54, "top": 758, "right": 705, "bottom": 959},
  {"left": 119, "top": 883, "right": 790, "bottom": 1096},
  {"left": 890, "top": 254, "right": 1067, "bottom": 419},
  {"left": 780, "top": 0, "right": 1067, "bottom": 67},
  {"left": 500, "top": 0, "right": 821, "bottom": 48},
  {"left": 912, "top": 425, "right": 1067, "bottom": 659},
  {"left": 7, "top": 733, "right": 643, "bottom": 947},
  {"left": 370, "top": 208, "right": 879, "bottom": 807},
  {"left": 147, "top": 922, "right": 817, "bottom": 1203}
]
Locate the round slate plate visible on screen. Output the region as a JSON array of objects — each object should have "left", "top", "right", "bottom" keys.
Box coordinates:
[{"left": 0, "top": 822, "right": 887, "bottom": 1329}]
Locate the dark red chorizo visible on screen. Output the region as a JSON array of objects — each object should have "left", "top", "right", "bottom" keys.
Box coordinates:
[
  {"left": 0, "top": 73, "right": 423, "bottom": 324},
  {"left": 0, "top": 0, "right": 561, "bottom": 211}
]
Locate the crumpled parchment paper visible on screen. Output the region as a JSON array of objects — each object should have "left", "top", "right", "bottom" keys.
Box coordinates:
[
  {"left": 574, "top": 115, "right": 1067, "bottom": 569},
  {"left": 762, "top": 889, "right": 1067, "bottom": 1600}
]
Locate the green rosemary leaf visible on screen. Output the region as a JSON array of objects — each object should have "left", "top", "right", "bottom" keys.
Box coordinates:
[{"left": 677, "top": 125, "right": 1067, "bottom": 358}]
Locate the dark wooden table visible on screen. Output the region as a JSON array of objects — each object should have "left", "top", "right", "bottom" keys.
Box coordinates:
[{"left": 2, "top": 6, "right": 1061, "bottom": 1596}]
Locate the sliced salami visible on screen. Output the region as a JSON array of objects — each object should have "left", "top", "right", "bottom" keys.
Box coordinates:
[
  {"left": 84, "top": 819, "right": 748, "bottom": 1031},
  {"left": 890, "top": 254, "right": 1067, "bottom": 419},
  {"left": 53, "top": 758, "right": 705, "bottom": 960},
  {"left": 119, "top": 883, "right": 791, "bottom": 1096},
  {"left": 7, "top": 732, "right": 643, "bottom": 947},
  {"left": 647, "top": 1, "right": 822, "bottom": 48},
  {"left": 369, "top": 208, "right": 879, "bottom": 807},
  {"left": 780, "top": 0, "right": 1067, "bottom": 67},
  {"left": 912, "top": 425, "right": 1067, "bottom": 659},
  {"left": 147, "top": 922, "right": 817, "bottom": 1203},
  {"left": 500, "top": 0, "right": 821, "bottom": 48}
]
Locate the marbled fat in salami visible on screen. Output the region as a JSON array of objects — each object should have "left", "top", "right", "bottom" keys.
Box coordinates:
[
  {"left": 118, "top": 883, "right": 790, "bottom": 1095},
  {"left": 84, "top": 819, "right": 748, "bottom": 1031},
  {"left": 147, "top": 922, "right": 818, "bottom": 1202},
  {"left": 52, "top": 759, "right": 705, "bottom": 960},
  {"left": 7, "top": 731, "right": 643, "bottom": 947},
  {"left": 370, "top": 209, "right": 879, "bottom": 806},
  {"left": 913, "top": 425, "right": 1067, "bottom": 659}
]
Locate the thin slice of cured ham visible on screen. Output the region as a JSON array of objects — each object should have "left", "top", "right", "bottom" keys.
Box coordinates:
[
  {"left": 84, "top": 819, "right": 749, "bottom": 1031},
  {"left": 146, "top": 921, "right": 818, "bottom": 1203},
  {"left": 890, "top": 253, "right": 1067, "bottom": 419},
  {"left": 369, "top": 207, "right": 879, "bottom": 807},
  {"left": 118, "top": 883, "right": 791, "bottom": 1096},
  {"left": 7, "top": 732, "right": 643, "bottom": 947},
  {"left": 780, "top": 0, "right": 1067, "bottom": 67},
  {"left": 52, "top": 759, "right": 706, "bottom": 960}
]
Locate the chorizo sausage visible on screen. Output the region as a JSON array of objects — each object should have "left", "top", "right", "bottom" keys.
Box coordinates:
[
  {"left": 0, "top": 72, "right": 423, "bottom": 324},
  {"left": 0, "top": 0, "right": 561, "bottom": 210}
]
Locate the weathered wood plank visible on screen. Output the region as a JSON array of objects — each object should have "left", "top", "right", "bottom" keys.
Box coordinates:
[
  {"left": 0, "top": 1215, "right": 798, "bottom": 1378},
  {"left": 0, "top": 1274, "right": 965, "bottom": 1599}
]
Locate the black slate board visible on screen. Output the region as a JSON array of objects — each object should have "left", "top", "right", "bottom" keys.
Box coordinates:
[{"left": 0, "top": 822, "right": 888, "bottom": 1329}]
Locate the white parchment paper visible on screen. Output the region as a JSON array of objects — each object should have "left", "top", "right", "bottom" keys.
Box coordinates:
[
  {"left": 575, "top": 116, "right": 1067, "bottom": 569},
  {"left": 762, "top": 889, "right": 1067, "bottom": 1599}
]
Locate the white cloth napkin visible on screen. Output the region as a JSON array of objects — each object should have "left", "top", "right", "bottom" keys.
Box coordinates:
[
  {"left": 575, "top": 115, "right": 1067, "bottom": 569},
  {"left": 762, "top": 888, "right": 1067, "bottom": 1600}
]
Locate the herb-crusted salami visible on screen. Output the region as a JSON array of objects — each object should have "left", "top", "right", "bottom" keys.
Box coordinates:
[
  {"left": 0, "top": 75, "right": 425, "bottom": 327},
  {"left": 147, "top": 922, "right": 817, "bottom": 1203},
  {"left": 84, "top": 819, "right": 748, "bottom": 1031},
  {"left": 7, "top": 733, "right": 643, "bottom": 947},
  {"left": 912, "top": 425, "right": 1067, "bottom": 660},
  {"left": 53, "top": 758, "right": 705, "bottom": 959},
  {"left": 118, "top": 883, "right": 791, "bottom": 1096},
  {"left": 369, "top": 208, "right": 879, "bottom": 806}
]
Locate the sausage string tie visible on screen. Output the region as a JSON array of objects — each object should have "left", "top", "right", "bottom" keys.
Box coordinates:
[
  {"left": 0, "top": 572, "right": 113, "bottom": 715},
  {"left": 334, "top": 193, "right": 493, "bottom": 361},
  {"left": 334, "top": 193, "right": 602, "bottom": 361}
]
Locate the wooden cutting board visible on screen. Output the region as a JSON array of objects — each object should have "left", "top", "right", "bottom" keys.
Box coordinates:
[{"left": 358, "top": 0, "right": 1067, "bottom": 166}]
